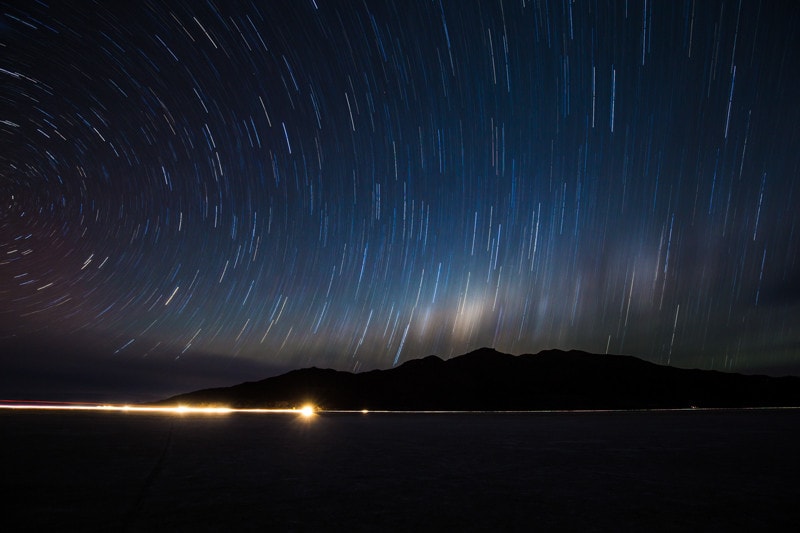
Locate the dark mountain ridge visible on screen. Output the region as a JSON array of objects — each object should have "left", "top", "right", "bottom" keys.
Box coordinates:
[{"left": 157, "top": 348, "right": 800, "bottom": 410}]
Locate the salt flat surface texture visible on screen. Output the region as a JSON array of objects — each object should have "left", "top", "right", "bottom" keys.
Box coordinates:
[{"left": 3, "top": 410, "right": 800, "bottom": 531}]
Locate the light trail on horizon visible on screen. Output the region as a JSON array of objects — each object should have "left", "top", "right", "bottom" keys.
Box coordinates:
[{"left": 0, "top": 402, "right": 317, "bottom": 417}]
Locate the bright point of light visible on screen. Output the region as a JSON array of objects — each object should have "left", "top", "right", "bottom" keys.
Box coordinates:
[
  {"left": 299, "top": 404, "right": 315, "bottom": 417},
  {"left": 362, "top": 409, "right": 369, "bottom": 414}
]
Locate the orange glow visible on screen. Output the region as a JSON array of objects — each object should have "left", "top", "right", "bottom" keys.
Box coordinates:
[{"left": 299, "top": 404, "right": 315, "bottom": 417}]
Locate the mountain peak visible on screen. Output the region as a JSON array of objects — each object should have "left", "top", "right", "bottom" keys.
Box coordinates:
[{"left": 157, "top": 349, "right": 800, "bottom": 410}]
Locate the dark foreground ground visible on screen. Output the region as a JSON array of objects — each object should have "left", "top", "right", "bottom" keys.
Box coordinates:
[{"left": 3, "top": 409, "right": 799, "bottom": 531}]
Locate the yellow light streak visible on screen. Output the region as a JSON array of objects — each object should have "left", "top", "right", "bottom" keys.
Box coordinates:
[{"left": 0, "top": 402, "right": 320, "bottom": 416}]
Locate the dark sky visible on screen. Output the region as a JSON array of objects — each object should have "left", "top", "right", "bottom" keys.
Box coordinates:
[{"left": 2, "top": 0, "right": 799, "bottom": 402}]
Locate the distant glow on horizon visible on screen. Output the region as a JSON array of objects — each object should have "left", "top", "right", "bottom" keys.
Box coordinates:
[{"left": 2, "top": 402, "right": 794, "bottom": 414}]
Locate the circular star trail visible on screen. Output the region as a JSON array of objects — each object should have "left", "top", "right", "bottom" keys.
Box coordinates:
[{"left": 2, "top": 0, "right": 799, "bottom": 388}]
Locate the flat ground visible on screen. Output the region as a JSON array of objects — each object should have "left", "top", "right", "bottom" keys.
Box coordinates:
[{"left": 3, "top": 409, "right": 799, "bottom": 531}]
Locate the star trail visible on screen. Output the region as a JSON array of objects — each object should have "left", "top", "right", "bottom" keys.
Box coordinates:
[{"left": 2, "top": 1, "right": 799, "bottom": 400}]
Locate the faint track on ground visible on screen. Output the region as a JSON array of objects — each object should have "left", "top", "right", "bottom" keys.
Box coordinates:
[{"left": 122, "top": 421, "right": 174, "bottom": 531}]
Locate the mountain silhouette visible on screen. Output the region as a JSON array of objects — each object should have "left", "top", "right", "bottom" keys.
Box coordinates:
[{"left": 157, "top": 348, "right": 800, "bottom": 410}]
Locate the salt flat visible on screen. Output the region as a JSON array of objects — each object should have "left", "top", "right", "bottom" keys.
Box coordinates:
[{"left": 3, "top": 409, "right": 799, "bottom": 531}]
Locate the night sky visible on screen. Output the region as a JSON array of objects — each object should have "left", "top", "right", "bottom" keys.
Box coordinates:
[{"left": 2, "top": 0, "right": 799, "bottom": 401}]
